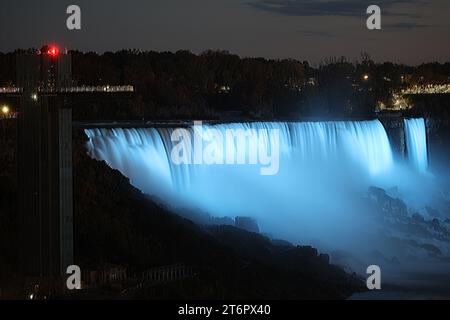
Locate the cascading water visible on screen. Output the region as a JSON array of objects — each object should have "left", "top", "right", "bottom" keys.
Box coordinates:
[
  {"left": 85, "top": 120, "right": 394, "bottom": 196},
  {"left": 404, "top": 118, "right": 428, "bottom": 173},
  {"left": 85, "top": 120, "right": 396, "bottom": 248}
]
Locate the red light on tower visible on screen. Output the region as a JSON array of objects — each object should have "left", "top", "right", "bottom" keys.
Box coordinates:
[{"left": 47, "top": 46, "right": 59, "bottom": 57}]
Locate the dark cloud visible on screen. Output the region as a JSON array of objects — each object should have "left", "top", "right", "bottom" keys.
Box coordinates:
[{"left": 248, "top": 0, "right": 424, "bottom": 17}]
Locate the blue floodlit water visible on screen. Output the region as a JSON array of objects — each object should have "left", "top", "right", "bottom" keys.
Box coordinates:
[
  {"left": 404, "top": 118, "right": 428, "bottom": 173},
  {"left": 84, "top": 119, "right": 431, "bottom": 252}
]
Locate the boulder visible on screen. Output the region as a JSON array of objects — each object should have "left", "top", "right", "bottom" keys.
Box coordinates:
[
  {"left": 368, "top": 186, "right": 408, "bottom": 217},
  {"left": 235, "top": 217, "right": 260, "bottom": 233}
]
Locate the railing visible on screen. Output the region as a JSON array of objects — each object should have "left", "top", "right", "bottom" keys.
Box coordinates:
[
  {"left": 0, "top": 85, "right": 134, "bottom": 94},
  {"left": 141, "top": 264, "right": 194, "bottom": 283},
  {"left": 58, "top": 85, "right": 134, "bottom": 93}
]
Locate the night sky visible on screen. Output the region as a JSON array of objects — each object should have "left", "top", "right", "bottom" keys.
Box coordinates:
[{"left": 1, "top": 0, "right": 449, "bottom": 65}]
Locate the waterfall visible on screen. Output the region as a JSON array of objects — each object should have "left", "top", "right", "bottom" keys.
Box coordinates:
[
  {"left": 85, "top": 120, "right": 450, "bottom": 249},
  {"left": 288, "top": 121, "right": 393, "bottom": 175},
  {"left": 85, "top": 120, "right": 394, "bottom": 193},
  {"left": 404, "top": 118, "right": 428, "bottom": 173},
  {"left": 85, "top": 120, "right": 394, "bottom": 219}
]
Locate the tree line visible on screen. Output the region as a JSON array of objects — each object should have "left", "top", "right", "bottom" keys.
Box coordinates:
[{"left": 0, "top": 50, "right": 449, "bottom": 120}]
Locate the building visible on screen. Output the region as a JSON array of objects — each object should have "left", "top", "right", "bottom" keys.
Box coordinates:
[{"left": 17, "top": 46, "right": 73, "bottom": 278}]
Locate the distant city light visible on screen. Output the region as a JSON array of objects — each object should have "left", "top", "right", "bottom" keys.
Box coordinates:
[
  {"left": 1, "top": 105, "right": 9, "bottom": 114},
  {"left": 401, "top": 84, "right": 450, "bottom": 95}
]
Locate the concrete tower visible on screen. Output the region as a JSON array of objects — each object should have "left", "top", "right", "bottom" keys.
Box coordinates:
[{"left": 17, "top": 45, "right": 73, "bottom": 278}]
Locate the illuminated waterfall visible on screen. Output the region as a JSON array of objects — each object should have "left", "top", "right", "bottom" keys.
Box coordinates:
[
  {"left": 85, "top": 120, "right": 395, "bottom": 236},
  {"left": 85, "top": 120, "right": 394, "bottom": 196},
  {"left": 404, "top": 118, "right": 428, "bottom": 173}
]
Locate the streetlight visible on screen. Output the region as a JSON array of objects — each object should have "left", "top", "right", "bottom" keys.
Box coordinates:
[
  {"left": 31, "top": 93, "right": 38, "bottom": 101},
  {"left": 363, "top": 74, "right": 369, "bottom": 81}
]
